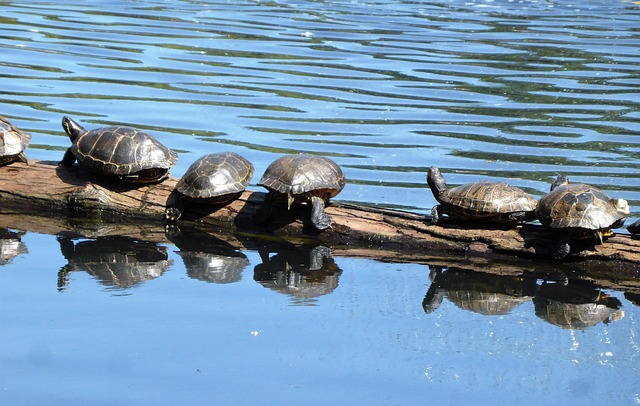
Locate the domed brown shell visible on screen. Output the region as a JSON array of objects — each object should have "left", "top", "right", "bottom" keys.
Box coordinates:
[
  {"left": 176, "top": 152, "right": 254, "bottom": 199},
  {"left": 258, "top": 153, "right": 345, "bottom": 199},
  {"left": 62, "top": 116, "right": 177, "bottom": 183},
  {"left": 536, "top": 183, "right": 628, "bottom": 230},
  {"left": 440, "top": 181, "right": 538, "bottom": 217},
  {"left": 0, "top": 116, "right": 31, "bottom": 166}
]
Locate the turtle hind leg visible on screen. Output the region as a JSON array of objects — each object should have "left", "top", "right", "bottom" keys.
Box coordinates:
[
  {"left": 255, "top": 192, "right": 275, "bottom": 224},
  {"left": 59, "top": 148, "right": 76, "bottom": 166},
  {"left": 310, "top": 195, "right": 333, "bottom": 230}
]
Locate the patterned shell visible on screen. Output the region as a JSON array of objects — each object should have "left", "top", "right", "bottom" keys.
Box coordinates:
[
  {"left": 176, "top": 152, "right": 254, "bottom": 198},
  {"left": 440, "top": 181, "right": 538, "bottom": 214},
  {"left": 0, "top": 116, "right": 31, "bottom": 162},
  {"left": 73, "top": 126, "right": 177, "bottom": 176},
  {"left": 258, "top": 153, "right": 345, "bottom": 198},
  {"left": 536, "top": 183, "right": 628, "bottom": 230}
]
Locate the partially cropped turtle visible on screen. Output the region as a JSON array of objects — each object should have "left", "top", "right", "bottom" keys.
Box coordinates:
[
  {"left": 628, "top": 220, "right": 640, "bottom": 234},
  {"left": 536, "top": 175, "right": 629, "bottom": 259},
  {"left": 255, "top": 153, "right": 345, "bottom": 230},
  {"left": 426, "top": 166, "right": 537, "bottom": 226},
  {"left": 0, "top": 116, "right": 31, "bottom": 166},
  {"left": 60, "top": 116, "right": 177, "bottom": 183},
  {"left": 165, "top": 152, "right": 254, "bottom": 221}
]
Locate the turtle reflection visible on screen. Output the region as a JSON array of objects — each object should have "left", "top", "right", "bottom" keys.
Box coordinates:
[
  {"left": 423, "top": 266, "right": 537, "bottom": 316},
  {"left": 57, "top": 236, "right": 172, "bottom": 290},
  {"left": 0, "top": 228, "right": 28, "bottom": 266},
  {"left": 166, "top": 226, "right": 249, "bottom": 284},
  {"left": 254, "top": 245, "right": 342, "bottom": 304},
  {"left": 534, "top": 281, "right": 623, "bottom": 330}
]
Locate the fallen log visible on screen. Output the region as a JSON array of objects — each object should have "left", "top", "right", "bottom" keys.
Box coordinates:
[
  {"left": 0, "top": 208, "right": 639, "bottom": 294},
  {"left": 1, "top": 160, "right": 640, "bottom": 271}
]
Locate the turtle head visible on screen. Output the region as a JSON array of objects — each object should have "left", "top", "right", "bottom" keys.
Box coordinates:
[
  {"left": 613, "top": 198, "right": 630, "bottom": 216},
  {"left": 426, "top": 166, "right": 447, "bottom": 202},
  {"left": 550, "top": 175, "right": 569, "bottom": 191},
  {"left": 61, "top": 116, "right": 86, "bottom": 141}
]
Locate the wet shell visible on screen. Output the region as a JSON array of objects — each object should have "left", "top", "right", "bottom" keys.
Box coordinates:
[
  {"left": 176, "top": 152, "right": 254, "bottom": 199},
  {"left": 536, "top": 183, "right": 627, "bottom": 230},
  {"left": 258, "top": 153, "right": 345, "bottom": 199},
  {"left": 0, "top": 116, "right": 31, "bottom": 165},
  {"left": 440, "top": 181, "right": 538, "bottom": 217}
]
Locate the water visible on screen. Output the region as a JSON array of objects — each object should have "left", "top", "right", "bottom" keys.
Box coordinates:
[{"left": 1, "top": 0, "right": 639, "bottom": 403}]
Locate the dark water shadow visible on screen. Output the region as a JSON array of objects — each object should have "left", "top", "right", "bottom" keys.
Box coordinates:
[{"left": 54, "top": 162, "right": 160, "bottom": 193}]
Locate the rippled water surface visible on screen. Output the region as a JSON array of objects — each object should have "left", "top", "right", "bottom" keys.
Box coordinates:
[{"left": 1, "top": 0, "right": 639, "bottom": 403}]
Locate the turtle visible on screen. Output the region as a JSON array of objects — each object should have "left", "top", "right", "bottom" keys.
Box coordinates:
[
  {"left": 536, "top": 175, "right": 629, "bottom": 259},
  {"left": 0, "top": 116, "right": 31, "bottom": 166},
  {"left": 60, "top": 116, "right": 177, "bottom": 183},
  {"left": 255, "top": 153, "right": 345, "bottom": 230},
  {"left": 165, "top": 152, "right": 254, "bottom": 221},
  {"left": 426, "top": 166, "right": 538, "bottom": 226}
]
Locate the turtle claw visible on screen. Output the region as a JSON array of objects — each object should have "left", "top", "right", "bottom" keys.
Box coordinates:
[
  {"left": 311, "top": 213, "right": 333, "bottom": 230},
  {"left": 553, "top": 244, "right": 570, "bottom": 260},
  {"left": 165, "top": 191, "right": 184, "bottom": 221},
  {"left": 165, "top": 207, "right": 183, "bottom": 221},
  {"left": 553, "top": 231, "right": 572, "bottom": 259}
]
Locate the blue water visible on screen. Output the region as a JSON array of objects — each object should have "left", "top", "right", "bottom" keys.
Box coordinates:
[{"left": 1, "top": 0, "right": 639, "bottom": 404}]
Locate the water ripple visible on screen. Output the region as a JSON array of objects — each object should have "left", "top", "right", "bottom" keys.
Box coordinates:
[{"left": 0, "top": 0, "right": 639, "bottom": 215}]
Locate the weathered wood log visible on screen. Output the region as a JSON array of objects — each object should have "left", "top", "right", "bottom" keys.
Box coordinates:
[
  {"left": 1, "top": 160, "right": 640, "bottom": 272},
  {"left": 0, "top": 208, "right": 638, "bottom": 294}
]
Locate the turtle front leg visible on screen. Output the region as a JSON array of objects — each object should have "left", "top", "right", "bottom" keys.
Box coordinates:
[
  {"left": 310, "top": 195, "right": 333, "bottom": 230},
  {"left": 16, "top": 152, "right": 29, "bottom": 165},
  {"left": 553, "top": 230, "right": 573, "bottom": 259},
  {"left": 59, "top": 148, "right": 76, "bottom": 166},
  {"left": 430, "top": 205, "right": 442, "bottom": 225},
  {"left": 165, "top": 190, "right": 185, "bottom": 221},
  {"left": 255, "top": 192, "right": 275, "bottom": 224}
]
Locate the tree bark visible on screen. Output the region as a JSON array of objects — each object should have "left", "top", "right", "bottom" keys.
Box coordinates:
[{"left": 1, "top": 160, "right": 639, "bottom": 273}]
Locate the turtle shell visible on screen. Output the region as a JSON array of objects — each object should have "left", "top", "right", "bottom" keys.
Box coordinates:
[
  {"left": 63, "top": 117, "right": 177, "bottom": 183},
  {"left": 440, "top": 181, "right": 538, "bottom": 219},
  {"left": 536, "top": 183, "right": 628, "bottom": 230},
  {"left": 258, "top": 153, "right": 345, "bottom": 199},
  {"left": 0, "top": 116, "right": 31, "bottom": 165},
  {"left": 176, "top": 152, "right": 254, "bottom": 199}
]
